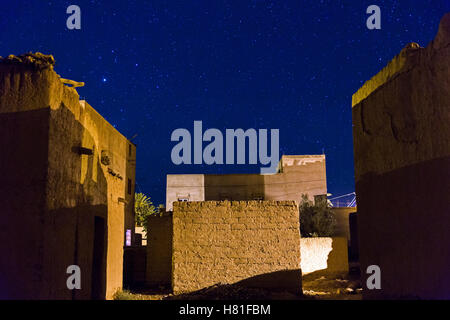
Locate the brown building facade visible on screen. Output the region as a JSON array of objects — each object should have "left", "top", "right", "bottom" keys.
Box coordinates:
[
  {"left": 0, "top": 53, "right": 136, "bottom": 299},
  {"left": 352, "top": 14, "right": 450, "bottom": 299},
  {"left": 166, "top": 154, "right": 327, "bottom": 210}
]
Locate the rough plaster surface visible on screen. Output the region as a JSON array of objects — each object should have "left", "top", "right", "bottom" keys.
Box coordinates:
[
  {"left": 352, "top": 15, "right": 450, "bottom": 180},
  {"left": 0, "top": 53, "right": 136, "bottom": 299},
  {"left": 172, "top": 201, "right": 302, "bottom": 294},
  {"left": 352, "top": 14, "right": 450, "bottom": 299},
  {"left": 300, "top": 237, "right": 348, "bottom": 275}
]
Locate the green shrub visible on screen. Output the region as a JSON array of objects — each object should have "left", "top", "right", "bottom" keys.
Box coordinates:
[
  {"left": 299, "top": 194, "right": 336, "bottom": 237},
  {"left": 113, "top": 290, "right": 148, "bottom": 300},
  {"left": 113, "top": 290, "right": 135, "bottom": 300}
]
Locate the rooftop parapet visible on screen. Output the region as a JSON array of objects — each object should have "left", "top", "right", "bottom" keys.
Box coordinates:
[
  {"left": 352, "top": 12, "right": 450, "bottom": 108},
  {"left": 0, "top": 52, "right": 131, "bottom": 145},
  {"left": 351, "top": 43, "right": 423, "bottom": 107},
  {"left": 0, "top": 52, "right": 84, "bottom": 114},
  {"left": 0, "top": 52, "right": 56, "bottom": 70}
]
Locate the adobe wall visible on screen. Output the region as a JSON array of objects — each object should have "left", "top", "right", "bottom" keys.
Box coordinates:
[
  {"left": 300, "top": 237, "right": 348, "bottom": 275},
  {"left": 0, "top": 108, "right": 51, "bottom": 299},
  {"left": 166, "top": 174, "right": 204, "bottom": 209},
  {"left": 0, "top": 53, "right": 136, "bottom": 299},
  {"left": 172, "top": 201, "right": 302, "bottom": 294},
  {"left": 46, "top": 99, "right": 134, "bottom": 299},
  {"left": 352, "top": 14, "right": 450, "bottom": 299},
  {"left": 331, "top": 207, "right": 357, "bottom": 242},
  {"left": 146, "top": 213, "right": 173, "bottom": 286},
  {"left": 263, "top": 155, "right": 327, "bottom": 203},
  {"left": 268, "top": 155, "right": 327, "bottom": 200},
  {"left": 204, "top": 174, "right": 265, "bottom": 201}
]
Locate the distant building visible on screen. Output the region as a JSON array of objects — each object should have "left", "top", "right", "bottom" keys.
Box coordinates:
[
  {"left": 134, "top": 226, "right": 147, "bottom": 246},
  {"left": 0, "top": 53, "right": 136, "bottom": 299},
  {"left": 166, "top": 154, "right": 327, "bottom": 210}
]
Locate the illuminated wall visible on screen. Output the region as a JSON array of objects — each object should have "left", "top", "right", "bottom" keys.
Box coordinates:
[
  {"left": 0, "top": 53, "right": 136, "bottom": 299},
  {"left": 352, "top": 14, "right": 450, "bottom": 299}
]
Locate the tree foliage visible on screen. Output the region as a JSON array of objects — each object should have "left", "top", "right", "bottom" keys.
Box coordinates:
[
  {"left": 134, "top": 192, "right": 156, "bottom": 233},
  {"left": 299, "top": 194, "right": 336, "bottom": 237}
]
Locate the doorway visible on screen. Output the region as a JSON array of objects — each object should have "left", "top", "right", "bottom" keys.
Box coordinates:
[{"left": 91, "top": 216, "right": 106, "bottom": 299}]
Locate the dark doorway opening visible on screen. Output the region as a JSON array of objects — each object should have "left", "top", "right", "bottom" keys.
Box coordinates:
[{"left": 91, "top": 216, "right": 106, "bottom": 299}]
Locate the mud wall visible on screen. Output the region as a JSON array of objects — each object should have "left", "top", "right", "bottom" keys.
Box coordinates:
[
  {"left": 331, "top": 207, "right": 356, "bottom": 242},
  {"left": 300, "top": 237, "right": 348, "bottom": 275},
  {"left": 352, "top": 14, "right": 450, "bottom": 299},
  {"left": 0, "top": 53, "right": 136, "bottom": 299},
  {"left": 0, "top": 108, "right": 51, "bottom": 299},
  {"left": 171, "top": 201, "right": 302, "bottom": 294}
]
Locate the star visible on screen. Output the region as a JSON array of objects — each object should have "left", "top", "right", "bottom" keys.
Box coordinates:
[{"left": 3, "top": 0, "right": 444, "bottom": 205}]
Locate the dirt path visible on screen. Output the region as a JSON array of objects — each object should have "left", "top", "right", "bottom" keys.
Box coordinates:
[{"left": 115, "top": 271, "right": 362, "bottom": 300}]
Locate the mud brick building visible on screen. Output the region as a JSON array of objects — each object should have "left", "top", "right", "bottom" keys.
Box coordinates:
[
  {"left": 352, "top": 14, "right": 450, "bottom": 299},
  {"left": 147, "top": 200, "right": 302, "bottom": 294},
  {"left": 166, "top": 154, "right": 328, "bottom": 211},
  {"left": 0, "top": 53, "right": 136, "bottom": 299}
]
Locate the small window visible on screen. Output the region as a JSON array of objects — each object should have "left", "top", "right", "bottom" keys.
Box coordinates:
[
  {"left": 127, "top": 179, "right": 132, "bottom": 195},
  {"left": 177, "top": 193, "right": 190, "bottom": 202}
]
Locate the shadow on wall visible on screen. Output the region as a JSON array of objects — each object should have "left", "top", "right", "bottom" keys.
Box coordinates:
[
  {"left": 123, "top": 246, "right": 147, "bottom": 289},
  {"left": 47, "top": 104, "right": 110, "bottom": 300},
  {"left": 45, "top": 204, "right": 108, "bottom": 300},
  {"left": 349, "top": 212, "right": 359, "bottom": 261},
  {"left": 146, "top": 213, "right": 173, "bottom": 287},
  {"left": 164, "top": 269, "right": 303, "bottom": 300},
  {"left": 0, "top": 105, "right": 109, "bottom": 299}
]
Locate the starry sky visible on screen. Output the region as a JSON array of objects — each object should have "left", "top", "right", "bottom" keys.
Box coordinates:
[{"left": 1, "top": 1, "right": 449, "bottom": 206}]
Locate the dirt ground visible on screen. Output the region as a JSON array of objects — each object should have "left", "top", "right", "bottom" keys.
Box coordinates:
[
  {"left": 115, "top": 267, "right": 362, "bottom": 300},
  {"left": 301, "top": 269, "right": 362, "bottom": 300}
]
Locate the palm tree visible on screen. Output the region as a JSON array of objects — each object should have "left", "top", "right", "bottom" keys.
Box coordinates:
[{"left": 134, "top": 192, "right": 156, "bottom": 232}]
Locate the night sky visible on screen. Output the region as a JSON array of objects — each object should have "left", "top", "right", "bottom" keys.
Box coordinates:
[{"left": 1, "top": 1, "right": 449, "bottom": 206}]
